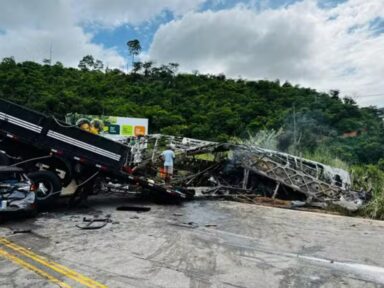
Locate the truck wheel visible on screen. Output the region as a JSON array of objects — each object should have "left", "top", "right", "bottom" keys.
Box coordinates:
[
  {"left": 28, "top": 171, "right": 62, "bottom": 208},
  {"left": 0, "top": 153, "right": 10, "bottom": 166}
]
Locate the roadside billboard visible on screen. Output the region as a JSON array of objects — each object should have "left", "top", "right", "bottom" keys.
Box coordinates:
[{"left": 65, "top": 113, "right": 148, "bottom": 140}]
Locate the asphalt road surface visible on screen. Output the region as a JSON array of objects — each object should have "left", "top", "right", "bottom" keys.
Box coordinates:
[{"left": 0, "top": 197, "right": 383, "bottom": 288}]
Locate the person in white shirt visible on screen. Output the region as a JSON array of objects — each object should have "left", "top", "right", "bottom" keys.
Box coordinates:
[{"left": 160, "top": 145, "right": 175, "bottom": 182}]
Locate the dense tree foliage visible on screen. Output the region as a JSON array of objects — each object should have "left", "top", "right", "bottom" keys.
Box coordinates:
[{"left": 0, "top": 57, "right": 383, "bottom": 166}]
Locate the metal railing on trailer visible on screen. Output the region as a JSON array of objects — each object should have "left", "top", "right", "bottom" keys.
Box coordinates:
[{"left": 0, "top": 99, "right": 189, "bottom": 205}]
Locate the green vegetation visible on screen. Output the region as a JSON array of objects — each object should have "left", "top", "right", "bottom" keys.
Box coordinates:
[
  {"left": 350, "top": 165, "right": 384, "bottom": 219},
  {"left": 1, "top": 56, "right": 384, "bottom": 217}
]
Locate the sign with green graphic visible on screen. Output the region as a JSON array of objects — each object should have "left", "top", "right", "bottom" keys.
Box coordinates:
[{"left": 65, "top": 113, "right": 148, "bottom": 140}]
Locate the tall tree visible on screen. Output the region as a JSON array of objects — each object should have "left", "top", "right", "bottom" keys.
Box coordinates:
[
  {"left": 132, "top": 61, "right": 143, "bottom": 73},
  {"left": 78, "top": 55, "right": 104, "bottom": 71},
  {"left": 78, "top": 55, "right": 95, "bottom": 71},
  {"left": 142, "top": 61, "right": 153, "bottom": 77},
  {"left": 126, "top": 39, "right": 142, "bottom": 68}
]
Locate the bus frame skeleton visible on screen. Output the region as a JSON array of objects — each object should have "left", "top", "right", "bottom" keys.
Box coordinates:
[{"left": 131, "top": 134, "right": 370, "bottom": 212}]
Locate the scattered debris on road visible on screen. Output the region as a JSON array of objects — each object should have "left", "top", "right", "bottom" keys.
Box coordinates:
[
  {"left": 11, "top": 229, "right": 32, "bottom": 234},
  {"left": 116, "top": 206, "right": 151, "bottom": 212},
  {"left": 169, "top": 221, "right": 199, "bottom": 229},
  {"left": 75, "top": 215, "right": 113, "bottom": 230}
]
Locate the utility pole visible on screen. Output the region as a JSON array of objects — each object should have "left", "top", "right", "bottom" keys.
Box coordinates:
[
  {"left": 49, "top": 41, "right": 52, "bottom": 65},
  {"left": 293, "top": 104, "right": 297, "bottom": 155}
]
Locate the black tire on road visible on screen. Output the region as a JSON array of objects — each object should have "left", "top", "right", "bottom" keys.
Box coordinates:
[
  {"left": 28, "top": 171, "right": 62, "bottom": 208},
  {"left": 0, "top": 153, "right": 10, "bottom": 166}
]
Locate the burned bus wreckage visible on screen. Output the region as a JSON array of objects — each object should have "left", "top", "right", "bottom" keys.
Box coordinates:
[
  {"left": 0, "top": 99, "right": 370, "bottom": 213},
  {"left": 127, "top": 134, "right": 370, "bottom": 212}
]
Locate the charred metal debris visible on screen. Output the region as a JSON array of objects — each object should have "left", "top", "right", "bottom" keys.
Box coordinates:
[
  {"left": 0, "top": 99, "right": 369, "bottom": 212},
  {"left": 124, "top": 134, "right": 370, "bottom": 212}
]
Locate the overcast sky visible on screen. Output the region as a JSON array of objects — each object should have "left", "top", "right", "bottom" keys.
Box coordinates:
[{"left": 0, "top": 0, "right": 383, "bottom": 107}]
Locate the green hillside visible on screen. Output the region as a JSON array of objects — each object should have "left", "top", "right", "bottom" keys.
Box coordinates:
[{"left": 0, "top": 56, "right": 383, "bottom": 167}]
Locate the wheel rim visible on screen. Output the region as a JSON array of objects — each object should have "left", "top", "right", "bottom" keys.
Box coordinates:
[{"left": 36, "top": 181, "right": 53, "bottom": 199}]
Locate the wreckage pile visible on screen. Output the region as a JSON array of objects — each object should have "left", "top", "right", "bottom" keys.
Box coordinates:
[
  {"left": 0, "top": 99, "right": 371, "bottom": 216},
  {"left": 126, "top": 134, "right": 370, "bottom": 212}
]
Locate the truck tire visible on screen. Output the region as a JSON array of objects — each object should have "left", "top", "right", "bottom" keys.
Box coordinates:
[
  {"left": 0, "top": 153, "right": 10, "bottom": 166},
  {"left": 28, "top": 171, "right": 62, "bottom": 208}
]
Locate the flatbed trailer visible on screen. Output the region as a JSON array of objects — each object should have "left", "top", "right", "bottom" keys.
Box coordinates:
[{"left": 0, "top": 99, "right": 188, "bottom": 206}]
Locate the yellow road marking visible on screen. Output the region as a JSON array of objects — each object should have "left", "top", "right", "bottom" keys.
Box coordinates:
[
  {"left": 0, "top": 238, "right": 107, "bottom": 288},
  {"left": 0, "top": 247, "right": 72, "bottom": 288}
]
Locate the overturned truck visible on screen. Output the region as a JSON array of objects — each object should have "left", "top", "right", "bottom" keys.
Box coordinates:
[{"left": 0, "top": 99, "right": 189, "bottom": 207}]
